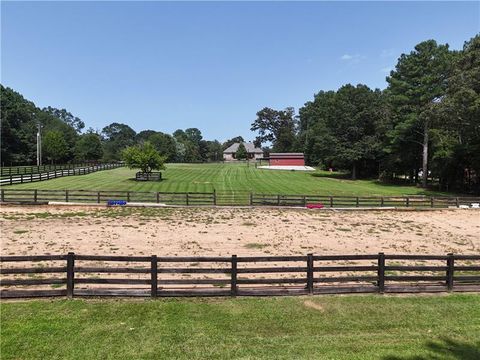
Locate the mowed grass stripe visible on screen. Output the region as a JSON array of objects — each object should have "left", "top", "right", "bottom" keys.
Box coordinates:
[
  {"left": 1, "top": 295, "right": 479, "bottom": 359},
  {"left": 4, "top": 162, "right": 449, "bottom": 197}
]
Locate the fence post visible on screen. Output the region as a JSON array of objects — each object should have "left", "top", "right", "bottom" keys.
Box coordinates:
[
  {"left": 66, "top": 252, "right": 75, "bottom": 298},
  {"left": 186, "top": 193, "right": 189, "bottom": 206},
  {"left": 213, "top": 189, "right": 217, "bottom": 206},
  {"left": 231, "top": 255, "right": 238, "bottom": 296},
  {"left": 127, "top": 191, "right": 131, "bottom": 202},
  {"left": 249, "top": 193, "right": 253, "bottom": 206},
  {"left": 406, "top": 197, "right": 410, "bottom": 207},
  {"left": 455, "top": 197, "right": 459, "bottom": 208},
  {"left": 97, "top": 191, "right": 101, "bottom": 204},
  {"left": 151, "top": 255, "right": 158, "bottom": 298},
  {"left": 329, "top": 196, "right": 333, "bottom": 208},
  {"left": 430, "top": 197, "right": 434, "bottom": 208},
  {"left": 65, "top": 190, "right": 69, "bottom": 202},
  {"left": 380, "top": 197, "right": 384, "bottom": 207},
  {"left": 34, "top": 189, "right": 37, "bottom": 203},
  {"left": 303, "top": 195, "right": 307, "bottom": 207},
  {"left": 306, "top": 253, "right": 314, "bottom": 294},
  {"left": 10, "top": 175, "right": 12, "bottom": 185},
  {"left": 378, "top": 252, "right": 385, "bottom": 294},
  {"left": 1, "top": 188, "right": 4, "bottom": 202},
  {"left": 277, "top": 195, "right": 280, "bottom": 206},
  {"left": 31, "top": 173, "right": 33, "bottom": 182},
  {"left": 356, "top": 197, "right": 359, "bottom": 207},
  {"left": 20, "top": 174, "right": 24, "bottom": 184},
  {"left": 446, "top": 253, "right": 454, "bottom": 292},
  {"left": 156, "top": 192, "right": 160, "bottom": 203}
]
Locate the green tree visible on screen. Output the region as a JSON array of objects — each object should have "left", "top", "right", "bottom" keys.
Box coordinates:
[
  {"left": 101, "top": 123, "right": 136, "bottom": 161},
  {"left": 43, "top": 130, "right": 68, "bottom": 164},
  {"left": 251, "top": 107, "right": 297, "bottom": 152},
  {"left": 386, "top": 40, "right": 453, "bottom": 187},
  {"left": 235, "top": 142, "right": 248, "bottom": 160},
  {"left": 148, "top": 132, "right": 177, "bottom": 161},
  {"left": 75, "top": 132, "right": 103, "bottom": 161},
  {"left": 122, "top": 142, "right": 166, "bottom": 174},
  {"left": 206, "top": 140, "right": 223, "bottom": 162},
  {"left": 42, "top": 106, "right": 85, "bottom": 134},
  {"left": 434, "top": 35, "right": 480, "bottom": 192},
  {"left": 298, "top": 85, "right": 386, "bottom": 179}
]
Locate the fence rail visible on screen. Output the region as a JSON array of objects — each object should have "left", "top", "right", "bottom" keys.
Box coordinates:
[
  {"left": 0, "top": 163, "right": 106, "bottom": 177},
  {"left": 0, "top": 163, "right": 123, "bottom": 186},
  {"left": 1, "top": 253, "right": 479, "bottom": 298},
  {"left": 1, "top": 188, "right": 480, "bottom": 208}
]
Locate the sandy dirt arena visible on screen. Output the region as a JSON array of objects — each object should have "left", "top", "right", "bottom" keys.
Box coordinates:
[{"left": 1, "top": 205, "right": 479, "bottom": 257}]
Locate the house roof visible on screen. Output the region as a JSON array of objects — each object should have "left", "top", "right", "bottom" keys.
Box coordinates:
[{"left": 223, "top": 142, "right": 263, "bottom": 154}]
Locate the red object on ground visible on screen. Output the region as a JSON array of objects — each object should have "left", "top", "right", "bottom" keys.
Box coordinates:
[
  {"left": 306, "top": 203, "right": 324, "bottom": 209},
  {"left": 269, "top": 153, "right": 305, "bottom": 166}
]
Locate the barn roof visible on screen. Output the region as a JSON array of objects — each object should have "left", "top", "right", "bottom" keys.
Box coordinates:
[
  {"left": 270, "top": 153, "right": 305, "bottom": 158},
  {"left": 223, "top": 142, "right": 263, "bottom": 154}
]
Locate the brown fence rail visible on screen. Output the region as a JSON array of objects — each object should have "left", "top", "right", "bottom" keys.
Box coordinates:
[
  {"left": 1, "top": 188, "right": 480, "bottom": 208},
  {"left": 0, "top": 163, "right": 106, "bottom": 177},
  {"left": 0, "top": 163, "right": 123, "bottom": 186},
  {"left": 1, "top": 253, "right": 479, "bottom": 298}
]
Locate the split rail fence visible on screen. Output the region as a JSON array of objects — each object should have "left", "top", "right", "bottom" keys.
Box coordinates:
[
  {"left": 1, "top": 253, "right": 479, "bottom": 298},
  {"left": 1, "top": 188, "right": 480, "bottom": 208},
  {"left": 0, "top": 163, "right": 123, "bottom": 186},
  {"left": 0, "top": 163, "right": 104, "bottom": 177}
]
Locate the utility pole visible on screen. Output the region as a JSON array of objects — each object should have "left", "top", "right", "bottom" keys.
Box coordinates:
[{"left": 36, "top": 123, "right": 42, "bottom": 166}]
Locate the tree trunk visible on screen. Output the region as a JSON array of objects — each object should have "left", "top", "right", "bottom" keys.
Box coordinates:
[
  {"left": 421, "top": 123, "right": 429, "bottom": 188},
  {"left": 352, "top": 163, "right": 357, "bottom": 180}
]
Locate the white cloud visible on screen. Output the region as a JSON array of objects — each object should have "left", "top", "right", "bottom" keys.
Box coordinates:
[{"left": 339, "top": 54, "right": 365, "bottom": 64}]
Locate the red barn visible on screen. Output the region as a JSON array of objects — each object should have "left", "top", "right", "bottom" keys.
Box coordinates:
[{"left": 269, "top": 153, "right": 305, "bottom": 166}]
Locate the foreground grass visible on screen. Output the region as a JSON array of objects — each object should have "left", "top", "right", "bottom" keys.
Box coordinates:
[
  {"left": 5, "top": 163, "right": 446, "bottom": 197},
  {"left": 1, "top": 295, "right": 479, "bottom": 359}
]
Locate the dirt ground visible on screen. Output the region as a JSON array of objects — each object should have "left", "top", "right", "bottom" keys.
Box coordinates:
[{"left": 1, "top": 204, "right": 479, "bottom": 257}]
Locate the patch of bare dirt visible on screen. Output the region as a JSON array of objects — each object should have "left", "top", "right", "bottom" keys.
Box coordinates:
[{"left": 1, "top": 205, "right": 479, "bottom": 257}]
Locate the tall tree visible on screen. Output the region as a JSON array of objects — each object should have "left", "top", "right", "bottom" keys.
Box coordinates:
[
  {"left": 251, "top": 107, "right": 297, "bottom": 152},
  {"left": 386, "top": 40, "right": 453, "bottom": 187},
  {"left": 75, "top": 133, "right": 103, "bottom": 161},
  {"left": 42, "top": 107, "right": 85, "bottom": 134},
  {"left": 101, "top": 123, "right": 136, "bottom": 161},
  {"left": 235, "top": 143, "right": 248, "bottom": 160},
  {"left": 148, "top": 132, "right": 177, "bottom": 161},
  {"left": 43, "top": 131, "right": 68, "bottom": 164},
  {"left": 298, "top": 85, "right": 386, "bottom": 179}
]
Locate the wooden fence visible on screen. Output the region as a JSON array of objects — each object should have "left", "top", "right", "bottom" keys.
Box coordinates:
[
  {"left": 1, "top": 188, "right": 480, "bottom": 208},
  {"left": 0, "top": 163, "right": 123, "bottom": 186},
  {"left": 1, "top": 253, "right": 479, "bottom": 298},
  {"left": 0, "top": 162, "right": 105, "bottom": 177}
]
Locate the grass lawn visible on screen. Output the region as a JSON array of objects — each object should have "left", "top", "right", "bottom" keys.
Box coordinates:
[
  {"left": 4, "top": 162, "right": 447, "bottom": 197},
  {"left": 1, "top": 295, "right": 479, "bottom": 359}
]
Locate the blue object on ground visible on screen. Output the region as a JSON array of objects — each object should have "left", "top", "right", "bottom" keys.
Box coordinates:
[{"left": 107, "top": 200, "right": 127, "bottom": 206}]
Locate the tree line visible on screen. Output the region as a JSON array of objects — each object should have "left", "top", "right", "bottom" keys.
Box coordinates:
[
  {"left": 0, "top": 85, "right": 249, "bottom": 166},
  {"left": 250, "top": 35, "right": 480, "bottom": 193}
]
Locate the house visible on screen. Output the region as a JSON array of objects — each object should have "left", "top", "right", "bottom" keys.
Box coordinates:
[
  {"left": 223, "top": 142, "right": 263, "bottom": 161},
  {"left": 269, "top": 153, "right": 305, "bottom": 166}
]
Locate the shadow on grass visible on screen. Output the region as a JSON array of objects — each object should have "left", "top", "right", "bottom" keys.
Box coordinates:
[
  {"left": 310, "top": 172, "right": 351, "bottom": 180},
  {"left": 383, "top": 338, "right": 480, "bottom": 360}
]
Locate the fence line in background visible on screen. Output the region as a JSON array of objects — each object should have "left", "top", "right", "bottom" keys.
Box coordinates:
[
  {"left": 0, "top": 164, "right": 123, "bottom": 186},
  {"left": 0, "top": 162, "right": 109, "bottom": 177},
  {"left": 1, "top": 188, "right": 480, "bottom": 208},
  {"left": 1, "top": 253, "right": 479, "bottom": 298}
]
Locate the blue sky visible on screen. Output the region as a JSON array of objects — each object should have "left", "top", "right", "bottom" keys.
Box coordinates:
[{"left": 1, "top": 1, "right": 479, "bottom": 142}]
